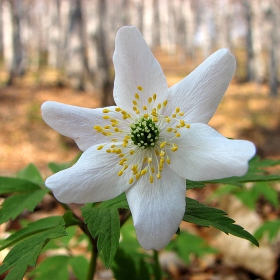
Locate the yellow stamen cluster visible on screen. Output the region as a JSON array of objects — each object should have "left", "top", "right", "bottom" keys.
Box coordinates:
[{"left": 93, "top": 86, "right": 191, "bottom": 184}]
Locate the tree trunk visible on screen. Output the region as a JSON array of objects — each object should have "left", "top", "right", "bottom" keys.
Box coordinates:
[{"left": 65, "top": 0, "right": 89, "bottom": 90}]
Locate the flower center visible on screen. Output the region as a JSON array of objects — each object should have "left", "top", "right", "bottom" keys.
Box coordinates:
[
  {"left": 93, "top": 85, "right": 190, "bottom": 184},
  {"left": 130, "top": 117, "right": 159, "bottom": 148}
]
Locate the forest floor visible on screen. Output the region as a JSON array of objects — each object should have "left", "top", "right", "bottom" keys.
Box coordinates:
[{"left": 1, "top": 50, "right": 280, "bottom": 279}]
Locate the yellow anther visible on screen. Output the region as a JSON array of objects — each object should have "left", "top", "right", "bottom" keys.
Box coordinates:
[
  {"left": 153, "top": 94, "right": 157, "bottom": 100},
  {"left": 111, "top": 139, "right": 117, "bottom": 142},
  {"left": 148, "top": 97, "right": 152, "bottom": 103},
  {"left": 103, "top": 108, "right": 110, "bottom": 113},
  {"left": 129, "top": 177, "right": 134, "bottom": 184},
  {"left": 163, "top": 100, "right": 168, "bottom": 106},
  {"left": 143, "top": 157, "right": 148, "bottom": 163},
  {"left": 167, "top": 127, "right": 173, "bottom": 132},
  {"left": 115, "top": 148, "right": 122, "bottom": 154},
  {"left": 137, "top": 86, "right": 143, "bottom": 91},
  {"left": 172, "top": 113, "right": 177, "bottom": 118},
  {"left": 106, "top": 149, "right": 112, "bottom": 153},
  {"left": 185, "top": 124, "right": 190, "bottom": 128},
  {"left": 94, "top": 125, "right": 102, "bottom": 131},
  {"left": 149, "top": 175, "right": 154, "bottom": 183},
  {"left": 165, "top": 117, "right": 171, "bottom": 123},
  {"left": 136, "top": 173, "right": 141, "bottom": 180},
  {"left": 160, "top": 142, "right": 166, "bottom": 148},
  {"left": 143, "top": 105, "right": 147, "bottom": 110},
  {"left": 160, "top": 157, "right": 164, "bottom": 163},
  {"left": 151, "top": 166, "right": 155, "bottom": 173},
  {"left": 176, "top": 107, "right": 180, "bottom": 113},
  {"left": 135, "top": 93, "right": 139, "bottom": 99},
  {"left": 152, "top": 117, "right": 158, "bottom": 122},
  {"left": 118, "top": 170, "right": 123, "bottom": 176},
  {"left": 122, "top": 142, "right": 127, "bottom": 147},
  {"left": 179, "top": 112, "right": 184, "bottom": 116},
  {"left": 131, "top": 164, "right": 138, "bottom": 171},
  {"left": 104, "top": 125, "right": 111, "bottom": 129},
  {"left": 148, "top": 157, "right": 152, "bottom": 164},
  {"left": 132, "top": 100, "right": 138, "bottom": 106},
  {"left": 114, "top": 127, "right": 120, "bottom": 132},
  {"left": 144, "top": 113, "right": 149, "bottom": 119},
  {"left": 119, "top": 153, "right": 125, "bottom": 157},
  {"left": 180, "top": 120, "right": 185, "bottom": 125},
  {"left": 171, "top": 145, "right": 178, "bottom": 152},
  {"left": 123, "top": 164, "right": 128, "bottom": 170},
  {"left": 156, "top": 173, "right": 161, "bottom": 179},
  {"left": 119, "top": 159, "right": 125, "bottom": 165},
  {"left": 141, "top": 168, "right": 147, "bottom": 175},
  {"left": 157, "top": 103, "right": 161, "bottom": 110},
  {"left": 102, "top": 132, "right": 110, "bottom": 136},
  {"left": 166, "top": 157, "right": 171, "bottom": 164},
  {"left": 115, "top": 107, "right": 121, "bottom": 112},
  {"left": 133, "top": 106, "right": 137, "bottom": 111},
  {"left": 175, "top": 133, "right": 181, "bottom": 137},
  {"left": 102, "top": 115, "right": 110, "bottom": 119},
  {"left": 155, "top": 149, "right": 160, "bottom": 156},
  {"left": 111, "top": 144, "right": 116, "bottom": 148},
  {"left": 135, "top": 109, "right": 140, "bottom": 114},
  {"left": 160, "top": 151, "right": 165, "bottom": 157},
  {"left": 129, "top": 149, "right": 134, "bottom": 155},
  {"left": 97, "top": 145, "right": 104, "bottom": 150}
]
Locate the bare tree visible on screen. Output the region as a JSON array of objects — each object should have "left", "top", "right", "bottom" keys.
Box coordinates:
[{"left": 65, "top": 0, "right": 89, "bottom": 90}]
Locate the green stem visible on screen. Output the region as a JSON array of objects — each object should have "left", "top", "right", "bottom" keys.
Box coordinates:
[
  {"left": 153, "top": 250, "right": 162, "bottom": 280},
  {"left": 86, "top": 235, "right": 98, "bottom": 280}
]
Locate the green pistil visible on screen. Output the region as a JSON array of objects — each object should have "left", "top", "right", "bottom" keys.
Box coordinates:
[{"left": 130, "top": 117, "right": 159, "bottom": 148}]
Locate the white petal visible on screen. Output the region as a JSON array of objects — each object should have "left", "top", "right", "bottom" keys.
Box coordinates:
[
  {"left": 113, "top": 26, "right": 168, "bottom": 112},
  {"left": 126, "top": 167, "right": 186, "bottom": 250},
  {"left": 41, "top": 101, "right": 123, "bottom": 151},
  {"left": 167, "top": 124, "right": 256, "bottom": 181},
  {"left": 45, "top": 145, "right": 133, "bottom": 203},
  {"left": 166, "top": 49, "right": 236, "bottom": 123}
]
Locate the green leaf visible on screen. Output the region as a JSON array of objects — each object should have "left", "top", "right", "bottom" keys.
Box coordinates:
[
  {"left": 112, "top": 248, "right": 150, "bottom": 280},
  {"left": 0, "top": 188, "right": 48, "bottom": 224},
  {"left": 0, "top": 216, "right": 67, "bottom": 279},
  {"left": 82, "top": 206, "right": 120, "bottom": 268},
  {"left": 17, "top": 163, "right": 44, "bottom": 185},
  {"left": 27, "top": 255, "right": 69, "bottom": 280},
  {"left": 99, "top": 193, "right": 129, "bottom": 209},
  {"left": 183, "top": 198, "right": 259, "bottom": 246},
  {"left": 186, "top": 180, "right": 205, "bottom": 189},
  {"left": 0, "top": 216, "right": 66, "bottom": 250},
  {"left": 0, "top": 177, "right": 40, "bottom": 195},
  {"left": 48, "top": 162, "right": 71, "bottom": 173},
  {"left": 69, "top": 255, "right": 89, "bottom": 280},
  {"left": 254, "top": 219, "right": 280, "bottom": 242},
  {"left": 207, "top": 156, "right": 280, "bottom": 186},
  {"left": 63, "top": 211, "right": 82, "bottom": 227},
  {"left": 167, "top": 231, "right": 217, "bottom": 264}
]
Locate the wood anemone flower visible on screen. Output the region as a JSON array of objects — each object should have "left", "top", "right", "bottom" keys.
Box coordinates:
[{"left": 41, "top": 26, "right": 256, "bottom": 250}]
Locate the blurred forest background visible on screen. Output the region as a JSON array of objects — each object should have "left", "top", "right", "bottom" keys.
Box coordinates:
[{"left": 0, "top": 1, "right": 280, "bottom": 279}]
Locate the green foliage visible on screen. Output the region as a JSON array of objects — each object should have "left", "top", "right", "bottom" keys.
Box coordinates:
[
  {"left": 0, "top": 217, "right": 67, "bottom": 279},
  {"left": 183, "top": 198, "right": 259, "bottom": 246},
  {"left": 211, "top": 182, "right": 279, "bottom": 210},
  {"left": 17, "top": 163, "right": 44, "bottom": 185},
  {"left": 0, "top": 177, "right": 48, "bottom": 224},
  {"left": 254, "top": 219, "right": 280, "bottom": 242},
  {"left": 111, "top": 222, "right": 155, "bottom": 280},
  {"left": 82, "top": 204, "right": 120, "bottom": 268},
  {"left": 27, "top": 255, "right": 88, "bottom": 280},
  {"left": 208, "top": 156, "right": 280, "bottom": 186},
  {"left": 167, "top": 231, "right": 217, "bottom": 264}
]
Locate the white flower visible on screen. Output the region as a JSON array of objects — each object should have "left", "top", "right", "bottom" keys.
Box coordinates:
[{"left": 42, "top": 26, "right": 255, "bottom": 250}]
